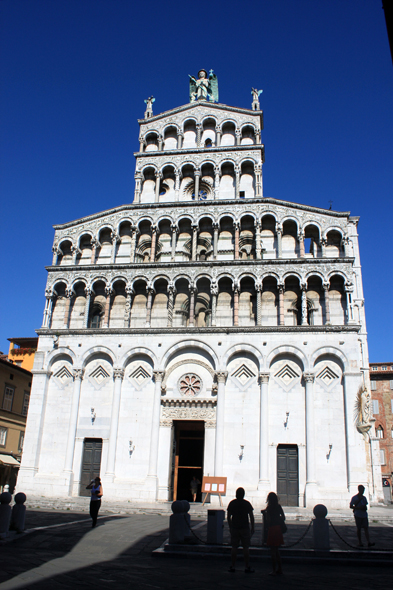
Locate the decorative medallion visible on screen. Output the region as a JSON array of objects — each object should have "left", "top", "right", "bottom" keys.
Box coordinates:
[
  {"left": 52, "top": 365, "right": 73, "bottom": 388},
  {"left": 230, "top": 363, "right": 256, "bottom": 390},
  {"left": 316, "top": 366, "right": 340, "bottom": 391},
  {"left": 178, "top": 373, "right": 202, "bottom": 397},
  {"left": 128, "top": 365, "right": 152, "bottom": 390},
  {"left": 87, "top": 364, "right": 111, "bottom": 390},
  {"left": 273, "top": 363, "right": 300, "bottom": 392}
]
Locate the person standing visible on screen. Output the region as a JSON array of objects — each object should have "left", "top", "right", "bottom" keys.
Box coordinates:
[
  {"left": 264, "top": 492, "right": 285, "bottom": 575},
  {"left": 190, "top": 476, "right": 201, "bottom": 502},
  {"left": 349, "top": 484, "right": 375, "bottom": 548},
  {"left": 86, "top": 476, "right": 103, "bottom": 528},
  {"left": 227, "top": 487, "right": 255, "bottom": 573}
]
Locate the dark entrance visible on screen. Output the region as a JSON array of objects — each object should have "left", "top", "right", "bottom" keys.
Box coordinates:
[
  {"left": 277, "top": 444, "right": 299, "bottom": 506},
  {"left": 172, "top": 421, "right": 204, "bottom": 502},
  {"left": 79, "top": 438, "right": 102, "bottom": 496}
]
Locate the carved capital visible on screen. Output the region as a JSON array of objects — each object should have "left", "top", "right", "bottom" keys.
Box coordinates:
[
  {"left": 303, "top": 372, "right": 315, "bottom": 383},
  {"left": 153, "top": 370, "right": 165, "bottom": 383},
  {"left": 73, "top": 369, "right": 84, "bottom": 381},
  {"left": 113, "top": 368, "right": 125, "bottom": 381},
  {"left": 84, "top": 287, "right": 92, "bottom": 297},
  {"left": 125, "top": 284, "right": 134, "bottom": 296},
  {"left": 215, "top": 371, "right": 228, "bottom": 384},
  {"left": 258, "top": 371, "right": 270, "bottom": 384},
  {"left": 105, "top": 286, "right": 113, "bottom": 297}
]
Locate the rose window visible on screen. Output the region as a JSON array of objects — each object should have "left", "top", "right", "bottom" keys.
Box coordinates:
[{"left": 178, "top": 373, "right": 202, "bottom": 396}]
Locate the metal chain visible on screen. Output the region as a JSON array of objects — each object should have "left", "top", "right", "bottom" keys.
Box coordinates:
[
  {"left": 283, "top": 519, "right": 313, "bottom": 548},
  {"left": 329, "top": 520, "right": 391, "bottom": 552}
]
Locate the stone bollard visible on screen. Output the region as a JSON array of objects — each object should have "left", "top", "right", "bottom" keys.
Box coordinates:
[
  {"left": 0, "top": 492, "right": 12, "bottom": 539},
  {"left": 10, "top": 493, "right": 27, "bottom": 533},
  {"left": 169, "top": 500, "right": 190, "bottom": 544},
  {"left": 207, "top": 509, "right": 225, "bottom": 544},
  {"left": 313, "top": 504, "right": 330, "bottom": 550}
]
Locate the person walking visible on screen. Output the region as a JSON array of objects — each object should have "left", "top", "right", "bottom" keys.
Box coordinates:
[
  {"left": 349, "top": 484, "right": 375, "bottom": 548},
  {"left": 227, "top": 487, "right": 255, "bottom": 573},
  {"left": 190, "top": 476, "right": 201, "bottom": 502},
  {"left": 264, "top": 492, "right": 285, "bottom": 575},
  {"left": 86, "top": 476, "right": 103, "bottom": 528}
]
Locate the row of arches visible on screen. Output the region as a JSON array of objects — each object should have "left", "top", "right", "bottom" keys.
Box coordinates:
[
  {"left": 53, "top": 215, "right": 351, "bottom": 266},
  {"left": 43, "top": 273, "right": 354, "bottom": 330},
  {"left": 135, "top": 159, "right": 263, "bottom": 202},
  {"left": 139, "top": 117, "right": 261, "bottom": 152}
]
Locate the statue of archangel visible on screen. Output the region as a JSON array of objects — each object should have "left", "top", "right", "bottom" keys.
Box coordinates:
[{"left": 189, "top": 69, "right": 219, "bottom": 103}]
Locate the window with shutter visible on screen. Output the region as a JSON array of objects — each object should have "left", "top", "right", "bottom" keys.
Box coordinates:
[
  {"left": 372, "top": 400, "right": 379, "bottom": 414},
  {"left": 370, "top": 381, "right": 377, "bottom": 391}
]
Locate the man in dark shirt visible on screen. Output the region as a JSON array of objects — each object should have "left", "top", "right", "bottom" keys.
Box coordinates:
[{"left": 227, "top": 487, "right": 255, "bottom": 573}]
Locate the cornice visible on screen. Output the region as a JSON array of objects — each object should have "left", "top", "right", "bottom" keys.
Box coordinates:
[
  {"left": 53, "top": 197, "right": 351, "bottom": 230},
  {"left": 37, "top": 325, "right": 360, "bottom": 336},
  {"left": 137, "top": 101, "right": 263, "bottom": 125},
  {"left": 134, "top": 144, "right": 264, "bottom": 158},
  {"left": 45, "top": 257, "right": 355, "bottom": 273}
]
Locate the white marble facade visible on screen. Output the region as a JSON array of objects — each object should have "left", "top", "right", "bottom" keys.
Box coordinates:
[{"left": 17, "top": 93, "right": 382, "bottom": 507}]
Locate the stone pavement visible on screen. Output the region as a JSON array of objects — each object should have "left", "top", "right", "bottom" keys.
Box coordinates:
[{"left": 0, "top": 508, "right": 392, "bottom": 589}]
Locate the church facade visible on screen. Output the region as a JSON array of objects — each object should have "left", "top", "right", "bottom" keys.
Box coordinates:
[{"left": 18, "top": 76, "right": 382, "bottom": 507}]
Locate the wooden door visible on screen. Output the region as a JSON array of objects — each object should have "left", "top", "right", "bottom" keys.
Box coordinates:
[
  {"left": 79, "top": 438, "right": 102, "bottom": 496},
  {"left": 277, "top": 444, "right": 298, "bottom": 506}
]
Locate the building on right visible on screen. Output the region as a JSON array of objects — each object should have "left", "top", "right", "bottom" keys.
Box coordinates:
[{"left": 370, "top": 362, "right": 393, "bottom": 503}]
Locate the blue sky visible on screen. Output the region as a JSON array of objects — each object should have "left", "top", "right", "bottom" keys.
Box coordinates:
[{"left": 1, "top": 0, "right": 392, "bottom": 361}]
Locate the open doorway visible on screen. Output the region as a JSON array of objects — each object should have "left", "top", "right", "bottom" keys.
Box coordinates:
[{"left": 172, "top": 421, "right": 204, "bottom": 501}]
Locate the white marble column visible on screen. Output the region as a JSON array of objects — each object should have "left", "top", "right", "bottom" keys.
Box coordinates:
[
  {"left": 191, "top": 224, "right": 198, "bottom": 261},
  {"left": 146, "top": 286, "right": 154, "bottom": 327},
  {"left": 63, "top": 289, "right": 73, "bottom": 328},
  {"left": 214, "top": 371, "right": 228, "bottom": 476},
  {"left": 196, "top": 123, "right": 202, "bottom": 147},
  {"left": 174, "top": 169, "right": 181, "bottom": 201},
  {"left": 213, "top": 223, "right": 219, "bottom": 259},
  {"left": 256, "top": 282, "right": 262, "bottom": 326},
  {"left": 345, "top": 288, "right": 355, "bottom": 324},
  {"left": 235, "top": 128, "right": 241, "bottom": 145},
  {"left": 103, "top": 286, "right": 113, "bottom": 328},
  {"left": 255, "top": 163, "right": 262, "bottom": 198},
  {"left": 215, "top": 126, "right": 221, "bottom": 147},
  {"left": 52, "top": 245, "right": 60, "bottom": 266},
  {"left": 258, "top": 371, "right": 270, "bottom": 491},
  {"left": 110, "top": 232, "right": 120, "bottom": 263},
  {"left": 255, "top": 220, "right": 262, "bottom": 259},
  {"left": 83, "top": 287, "right": 92, "bottom": 328},
  {"left": 167, "top": 283, "right": 176, "bottom": 327},
  {"left": 304, "top": 372, "right": 317, "bottom": 502},
  {"left": 276, "top": 224, "right": 282, "bottom": 258},
  {"left": 189, "top": 286, "right": 196, "bottom": 327},
  {"left": 155, "top": 171, "right": 162, "bottom": 203},
  {"left": 147, "top": 370, "right": 165, "bottom": 481},
  {"left": 194, "top": 170, "right": 201, "bottom": 200},
  {"left": 278, "top": 284, "right": 285, "bottom": 326},
  {"left": 105, "top": 368, "right": 124, "bottom": 478},
  {"left": 214, "top": 166, "right": 220, "bottom": 200},
  {"left": 130, "top": 227, "right": 138, "bottom": 262},
  {"left": 90, "top": 238, "right": 97, "bottom": 264},
  {"left": 158, "top": 134, "right": 163, "bottom": 151},
  {"left": 124, "top": 285, "right": 134, "bottom": 328},
  {"left": 42, "top": 291, "right": 54, "bottom": 328},
  {"left": 64, "top": 369, "right": 84, "bottom": 474},
  {"left": 171, "top": 224, "right": 178, "bottom": 261},
  {"left": 211, "top": 283, "right": 218, "bottom": 327},
  {"left": 301, "top": 286, "right": 308, "bottom": 325},
  {"left": 235, "top": 165, "right": 240, "bottom": 199},
  {"left": 298, "top": 230, "right": 305, "bottom": 257},
  {"left": 150, "top": 226, "right": 158, "bottom": 262},
  {"left": 177, "top": 131, "right": 183, "bottom": 149},
  {"left": 323, "top": 283, "right": 331, "bottom": 325}
]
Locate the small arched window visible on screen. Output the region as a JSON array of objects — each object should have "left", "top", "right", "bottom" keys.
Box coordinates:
[
  {"left": 376, "top": 426, "right": 384, "bottom": 439},
  {"left": 89, "top": 305, "right": 103, "bottom": 329}
]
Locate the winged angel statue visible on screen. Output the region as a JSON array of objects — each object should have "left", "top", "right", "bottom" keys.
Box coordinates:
[
  {"left": 354, "top": 385, "right": 372, "bottom": 439},
  {"left": 189, "top": 69, "right": 219, "bottom": 103}
]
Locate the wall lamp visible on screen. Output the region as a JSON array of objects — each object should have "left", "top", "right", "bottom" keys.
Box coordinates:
[
  {"left": 91, "top": 408, "right": 96, "bottom": 425},
  {"left": 326, "top": 444, "right": 333, "bottom": 461},
  {"left": 284, "top": 412, "right": 290, "bottom": 428},
  {"left": 239, "top": 445, "right": 244, "bottom": 462},
  {"left": 129, "top": 440, "right": 135, "bottom": 457}
]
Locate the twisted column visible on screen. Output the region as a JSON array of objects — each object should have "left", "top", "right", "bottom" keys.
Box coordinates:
[
  {"left": 64, "top": 369, "right": 84, "bottom": 473},
  {"left": 191, "top": 224, "right": 198, "bottom": 261},
  {"left": 83, "top": 287, "right": 92, "bottom": 328},
  {"left": 278, "top": 284, "right": 285, "bottom": 326},
  {"left": 256, "top": 282, "right": 262, "bottom": 326},
  {"left": 233, "top": 283, "right": 240, "bottom": 326},
  {"left": 124, "top": 285, "right": 134, "bottom": 328},
  {"left": 106, "top": 368, "right": 125, "bottom": 477},
  {"left": 103, "top": 286, "right": 113, "bottom": 328},
  {"left": 167, "top": 284, "right": 176, "bottom": 327},
  {"left": 323, "top": 283, "right": 331, "bottom": 325},
  {"left": 301, "top": 285, "right": 308, "bottom": 325}
]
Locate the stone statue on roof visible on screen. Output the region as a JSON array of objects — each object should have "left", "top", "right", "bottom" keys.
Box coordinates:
[
  {"left": 144, "top": 96, "right": 155, "bottom": 119},
  {"left": 189, "top": 69, "right": 219, "bottom": 103},
  {"left": 251, "top": 88, "right": 262, "bottom": 111}
]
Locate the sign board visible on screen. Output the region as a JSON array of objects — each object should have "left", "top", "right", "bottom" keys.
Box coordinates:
[{"left": 201, "top": 476, "right": 227, "bottom": 506}]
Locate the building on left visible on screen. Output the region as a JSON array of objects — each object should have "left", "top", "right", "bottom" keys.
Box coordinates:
[{"left": 0, "top": 356, "right": 32, "bottom": 492}]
